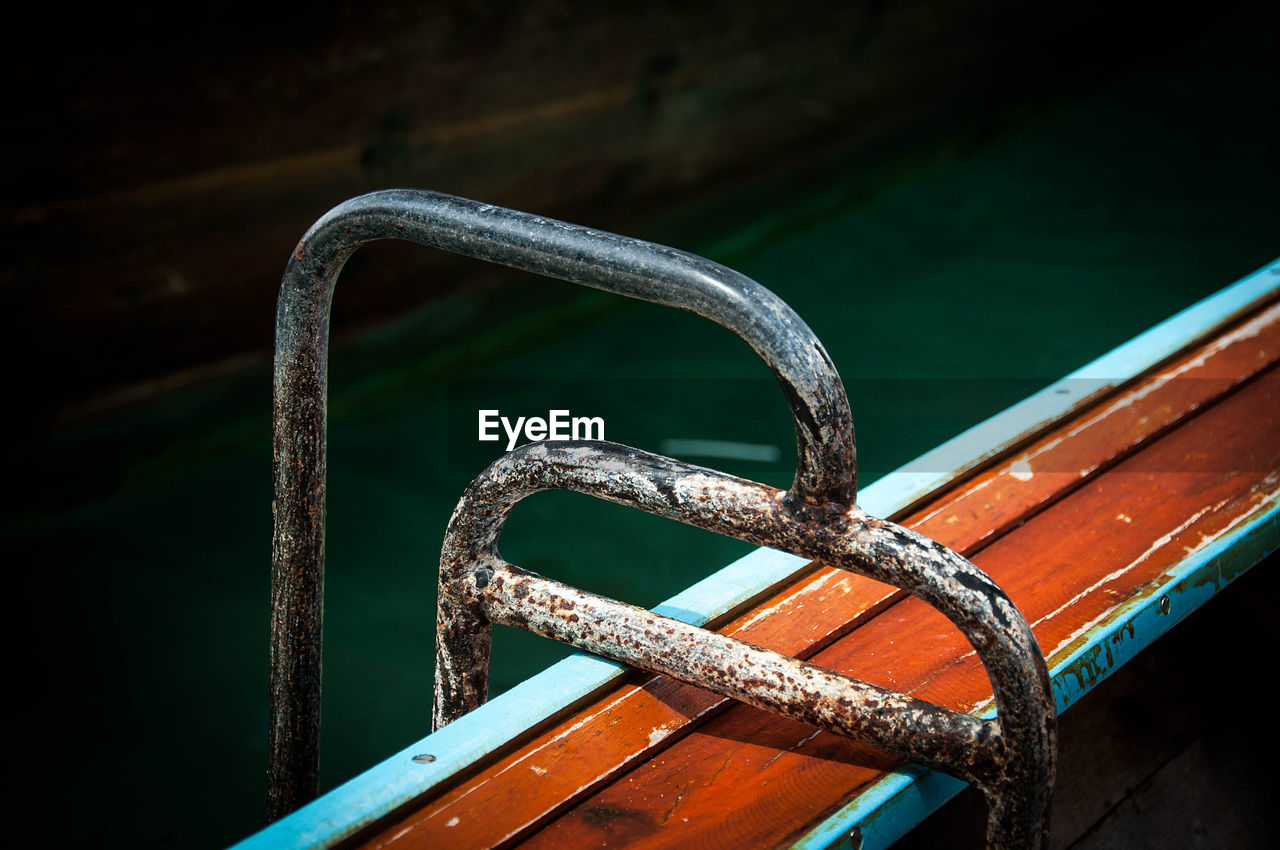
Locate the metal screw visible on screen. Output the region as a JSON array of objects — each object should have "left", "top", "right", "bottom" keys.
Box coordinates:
[
  {"left": 1158, "top": 595, "right": 1171, "bottom": 615},
  {"left": 412, "top": 754, "right": 437, "bottom": 764}
]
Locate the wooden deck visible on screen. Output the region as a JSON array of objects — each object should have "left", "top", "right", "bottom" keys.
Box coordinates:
[{"left": 328, "top": 296, "right": 1280, "bottom": 848}]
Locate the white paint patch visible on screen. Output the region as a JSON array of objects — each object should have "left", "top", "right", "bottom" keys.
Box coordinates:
[
  {"left": 447, "top": 816, "right": 460, "bottom": 828},
  {"left": 1116, "top": 513, "right": 1132, "bottom": 524},
  {"left": 1039, "top": 500, "right": 1224, "bottom": 634},
  {"left": 387, "top": 825, "right": 415, "bottom": 843},
  {"left": 1158, "top": 300, "right": 1280, "bottom": 376},
  {"left": 761, "top": 728, "right": 824, "bottom": 769},
  {"left": 441, "top": 682, "right": 651, "bottom": 810},
  {"left": 911, "top": 477, "right": 993, "bottom": 526},
  {"left": 1009, "top": 459, "right": 1034, "bottom": 482},
  {"left": 1018, "top": 300, "right": 1280, "bottom": 477},
  {"left": 1042, "top": 498, "right": 1235, "bottom": 658},
  {"left": 529, "top": 765, "right": 547, "bottom": 776},
  {"left": 732, "top": 569, "right": 841, "bottom": 632},
  {"left": 648, "top": 727, "right": 668, "bottom": 746}
]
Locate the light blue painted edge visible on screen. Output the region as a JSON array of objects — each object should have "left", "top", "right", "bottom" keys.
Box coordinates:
[
  {"left": 235, "top": 257, "right": 1278, "bottom": 850},
  {"left": 864, "top": 257, "right": 1280, "bottom": 514},
  {"left": 237, "top": 547, "right": 813, "bottom": 850},
  {"left": 792, "top": 501, "right": 1280, "bottom": 850}
]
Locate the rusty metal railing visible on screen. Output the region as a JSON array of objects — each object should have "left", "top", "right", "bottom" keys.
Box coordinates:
[{"left": 271, "top": 189, "right": 1056, "bottom": 848}]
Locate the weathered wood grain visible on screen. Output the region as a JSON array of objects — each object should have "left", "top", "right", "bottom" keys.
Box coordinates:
[
  {"left": 510, "top": 372, "right": 1278, "bottom": 849},
  {"left": 893, "top": 555, "right": 1280, "bottom": 850}
]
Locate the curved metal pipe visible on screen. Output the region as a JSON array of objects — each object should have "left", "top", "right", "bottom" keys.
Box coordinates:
[
  {"left": 270, "top": 190, "right": 855, "bottom": 819},
  {"left": 436, "top": 441, "right": 1055, "bottom": 848}
]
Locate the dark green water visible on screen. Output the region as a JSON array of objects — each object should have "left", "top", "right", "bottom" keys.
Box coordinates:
[{"left": 6, "top": 11, "right": 1278, "bottom": 847}]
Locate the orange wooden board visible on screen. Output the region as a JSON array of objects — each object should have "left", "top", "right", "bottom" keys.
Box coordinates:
[
  {"left": 352, "top": 299, "right": 1280, "bottom": 849},
  {"left": 512, "top": 374, "right": 1280, "bottom": 849}
]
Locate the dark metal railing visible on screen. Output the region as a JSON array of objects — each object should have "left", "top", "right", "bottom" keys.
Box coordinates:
[{"left": 270, "top": 189, "right": 1056, "bottom": 848}]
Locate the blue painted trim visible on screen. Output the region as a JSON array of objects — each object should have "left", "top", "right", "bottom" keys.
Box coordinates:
[
  {"left": 792, "top": 501, "right": 1280, "bottom": 850},
  {"left": 804, "top": 767, "right": 968, "bottom": 850},
  {"left": 235, "top": 258, "right": 1279, "bottom": 850},
  {"left": 862, "top": 257, "right": 1278, "bottom": 517},
  {"left": 236, "top": 545, "right": 811, "bottom": 850}
]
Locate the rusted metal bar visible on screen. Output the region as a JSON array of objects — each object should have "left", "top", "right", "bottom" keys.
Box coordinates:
[
  {"left": 437, "top": 441, "right": 1055, "bottom": 849},
  {"left": 271, "top": 190, "right": 853, "bottom": 820},
  {"left": 482, "top": 560, "right": 999, "bottom": 784},
  {"left": 273, "top": 189, "right": 1055, "bottom": 848}
]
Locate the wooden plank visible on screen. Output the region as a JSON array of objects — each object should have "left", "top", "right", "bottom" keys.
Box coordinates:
[
  {"left": 907, "top": 298, "right": 1280, "bottom": 550},
  {"left": 346, "top": 301, "right": 1280, "bottom": 846},
  {"left": 889, "top": 554, "right": 1280, "bottom": 850},
  {"left": 510, "top": 369, "right": 1279, "bottom": 850},
  {"left": 811, "top": 491, "right": 1280, "bottom": 850}
]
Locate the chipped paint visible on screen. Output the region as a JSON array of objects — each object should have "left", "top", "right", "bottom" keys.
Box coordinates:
[
  {"left": 909, "top": 477, "right": 995, "bottom": 528},
  {"left": 1042, "top": 494, "right": 1266, "bottom": 662},
  {"left": 793, "top": 497, "right": 1279, "bottom": 850},
  {"left": 732, "top": 568, "right": 842, "bottom": 632},
  {"left": 869, "top": 258, "right": 1279, "bottom": 517}
]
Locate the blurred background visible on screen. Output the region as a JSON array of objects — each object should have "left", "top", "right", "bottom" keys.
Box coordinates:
[{"left": 2, "top": 1, "right": 1277, "bottom": 846}]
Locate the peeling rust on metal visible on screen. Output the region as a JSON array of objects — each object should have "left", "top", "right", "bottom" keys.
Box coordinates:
[
  {"left": 435, "top": 441, "right": 1055, "bottom": 848},
  {"left": 270, "top": 189, "right": 1056, "bottom": 848}
]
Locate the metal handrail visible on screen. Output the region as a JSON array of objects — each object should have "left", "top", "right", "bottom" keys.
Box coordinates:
[
  {"left": 438, "top": 442, "right": 1056, "bottom": 849},
  {"left": 271, "top": 190, "right": 1055, "bottom": 848}
]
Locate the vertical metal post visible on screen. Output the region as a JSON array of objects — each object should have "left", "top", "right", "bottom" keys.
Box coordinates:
[{"left": 270, "top": 189, "right": 854, "bottom": 820}]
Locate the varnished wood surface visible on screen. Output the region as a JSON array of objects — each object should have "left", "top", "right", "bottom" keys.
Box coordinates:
[
  {"left": 894, "top": 557, "right": 1280, "bottom": 850},
  {"left": 351, "top": 300, "right": 1280, "bottom": 848},
  {"left": 514, "top": 357, "right": 1280, "bottom": 850}
]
